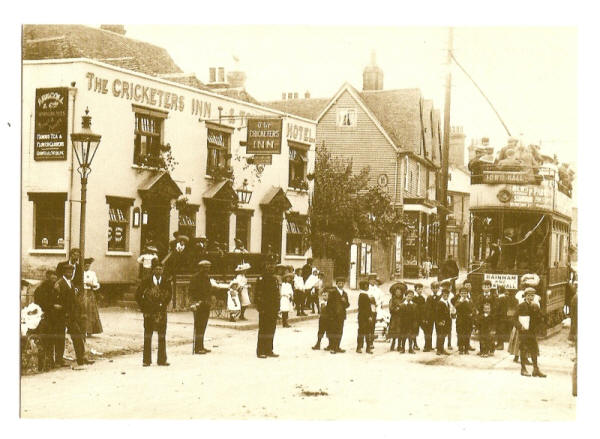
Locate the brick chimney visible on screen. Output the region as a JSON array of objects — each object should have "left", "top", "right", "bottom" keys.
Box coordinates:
[
  {"left": 304, "top": 91, "right": 311, "bottom": 99},
  {"left": 363, "top": 50, "right": 383, "bottom": 91},
  {"left": 217, "top": 67, "right": 225, "bottom": 83},
  {"left": 449, "top": 125, "right": 466, "bottom": 167},
  {"left": 227, "top": 70, "right": 246, "bottom": 88},
  {"left": 209, "top": 67, "right": 216, "bottom": 83},
  {"left": 100, "top": 25, "right": 126, "bottom": 35}
]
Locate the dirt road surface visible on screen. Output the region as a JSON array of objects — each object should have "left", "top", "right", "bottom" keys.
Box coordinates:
[{"left": 21, "top": 318, "right": 575, "bottom": 420}]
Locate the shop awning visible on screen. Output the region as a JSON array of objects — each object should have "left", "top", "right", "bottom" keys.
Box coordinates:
[
  {"left": 138, "top": 171, "right": 183, "bottom": 202},
  {"left": 260, "top": 186, "right": 292, "bottom": 212}
]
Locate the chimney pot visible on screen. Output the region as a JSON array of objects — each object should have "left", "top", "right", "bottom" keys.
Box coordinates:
[
  {"left": 293, "top": 92, "right": 299, "bottom": 99},
  {"left": 282, "top": 92, "right": 286, "bottom": 100},
  {"left": 218, "top": 67, "right": 225, "bottom": 83},
  {"left": 304, "top": 91, "right": 310, "bottom": 99},
  {"left": 209, "top": 67, "right": 216, "bottom": 83},
  {"left": 287, "top": 92, "right": 293, "bottom": 99}
]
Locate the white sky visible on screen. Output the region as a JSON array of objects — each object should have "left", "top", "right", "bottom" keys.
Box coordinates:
[{"left": 123, "top": 25, "right": 578, "bottom": 167}]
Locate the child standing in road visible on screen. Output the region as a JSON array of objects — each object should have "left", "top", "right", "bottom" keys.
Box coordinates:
[
  {"left": 455, "top": 286, "right": 474, "bottom": 354},
  {"left": 400, "top": 290, "right": 418, "bottom": 354},
  {"left": 227, "top": 282, "right": 241, "bottom": 322},
  {"left": 280, "top": 273, "right": 294, "bottom": 328},
  {"left": 357, "top": 280, "right": 374, "bottom": 354},
  {"left": 312, "top": 288, "right": 331, "bottom": 350},
  {"left": 477, "top": 302, "right": 495, "bottom": 357},
  {"left": 388, "top": 288, "right": 403, "bottom": 351}
]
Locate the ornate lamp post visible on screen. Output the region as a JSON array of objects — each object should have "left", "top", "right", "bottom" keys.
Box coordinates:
[{"left": 70, "top": 108, "right": 102, "bottom": 271}]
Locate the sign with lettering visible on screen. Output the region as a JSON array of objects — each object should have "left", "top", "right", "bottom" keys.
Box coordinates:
[
  {"left": 483, "top": 171, "right": 538, "bottom": 185},
  {"left": 484, "top": 273, "right": 519, "bottom": 290},
  {"left": 252, "top": 155, "right": 272, "bottom": 165},
  {"left": 286, "top": 122, "right": 315, "bottom": 143},
  {"left": 207, "top": 129, "right": 227, "bottom": 148},
  {"left": 506, "top": 184, "right": 552, "bottom": 210},
  {"left": 246, "top": 118, "right": 282, "bottom": 154},
  {"left": 34, "top": 87, "right": 69, "bottom": 160}
]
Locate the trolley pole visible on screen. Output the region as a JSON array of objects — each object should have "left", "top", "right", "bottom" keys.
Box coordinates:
[{"left": 438, "top": 27, "right": 453, "bottom": 267}]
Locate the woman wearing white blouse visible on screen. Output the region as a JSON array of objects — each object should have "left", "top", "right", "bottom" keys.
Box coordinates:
[
  {"left": 233, "top": 263, "right": 252, "bottom": 320},
  {"left": 82, "top": 258, "right": 103, "bottom": 336}
]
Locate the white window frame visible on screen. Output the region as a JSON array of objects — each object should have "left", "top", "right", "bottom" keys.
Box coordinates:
[
  {"left": 337, "top": 108, "right": 357, "bottom": 128},
  {"left": 404, "top": 156, "right": 409, "bottom": 190},
  {"left": 416, "top": 162, "right": 421, "bottom": 195}
]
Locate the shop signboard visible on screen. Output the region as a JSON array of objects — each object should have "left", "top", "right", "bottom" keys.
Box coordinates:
[
  {"left": 484, "top": 273, "right": 519, "bottom": 290},
  {"left": 246, "top": 118, "right": 282, "bottom": 154},
  {"left": 34, "top": 87, "right": 69, "bottom": 160}
]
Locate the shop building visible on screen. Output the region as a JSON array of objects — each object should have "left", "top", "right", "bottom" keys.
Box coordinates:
[
  {"left": 264, "top": 52, "right": 442, "bottom": 284},
  {"left": 22, "top": 25, "right": 315, "bottom": 287}
]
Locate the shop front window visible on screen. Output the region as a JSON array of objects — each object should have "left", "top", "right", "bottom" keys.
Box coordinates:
[
  {"left": 29, "top": 193, "right": 66, "bottom": 249},
  {"left": 403, "top": 212, "right": 419, "bottom": 266},
  {"left": 235, "top": 211, "right": 252, "bottom": 251},
  {"left": 107, "top": 196, "right": 132, "bottom": 252},
  {"left": 133, "top": 108, "right": 165, "bottom": 167},
  {"left": 178, "top": 208, "right": 197, "bottom": 240}
]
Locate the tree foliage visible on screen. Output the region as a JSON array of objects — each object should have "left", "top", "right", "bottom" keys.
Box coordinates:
[{"left": 309, "top": 144, "right": 405, "bottom": 275}]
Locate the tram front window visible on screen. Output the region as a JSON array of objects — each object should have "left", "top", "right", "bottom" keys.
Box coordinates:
[{"left": 472, "top": 212, "right": 548, "bottom": 272}]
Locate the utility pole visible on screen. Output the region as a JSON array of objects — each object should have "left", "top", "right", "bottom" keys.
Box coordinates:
[{"left": 438, "top": 27, "right": 453, "bottom": 268}]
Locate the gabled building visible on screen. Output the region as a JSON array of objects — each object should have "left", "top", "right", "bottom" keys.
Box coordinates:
[{"left": 264, "top": 54, "right": 442, "bottom": 285}]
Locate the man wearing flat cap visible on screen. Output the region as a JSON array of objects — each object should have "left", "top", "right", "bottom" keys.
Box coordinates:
[
  {"left": 188, "top": 260, "right": 228, "bottom": 354},
  {"left": 327, "top": 275, "right": 350, "bottom": 353}
]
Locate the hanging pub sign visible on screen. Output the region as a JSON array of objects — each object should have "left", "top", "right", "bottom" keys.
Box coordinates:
[
  {"left": 246, "top": 118, "right": 282, "bottom": 154},
  {"left": 252, "top": 155, "right": 273, "bottom": 165},
  {"left": 34, "top": 87, "right": 69, "bottom": 161}
]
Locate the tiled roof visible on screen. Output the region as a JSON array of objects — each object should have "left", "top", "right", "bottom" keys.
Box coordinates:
[
  {"left": 357, "top": 87, "right": 423, "bottom": 154},
  {"left": 23, "top": 24, "right": 182, "bottom": 76},
  {"left": 159, "top": 73, "right": 210, "bottom": 91},
  {"left": 216, "top": 88, "right": 261, "bottom": 105},
  {"left": 261, "top": 98, "right": 330, "bottom": 120}
]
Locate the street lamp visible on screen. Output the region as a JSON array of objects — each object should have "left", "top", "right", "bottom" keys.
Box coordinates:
[
  {"left": 70, "top": 107, "right": 102, "bottom": 272},
  {"left": 236, "top": 178, "right": 252, "bottom": 204}
]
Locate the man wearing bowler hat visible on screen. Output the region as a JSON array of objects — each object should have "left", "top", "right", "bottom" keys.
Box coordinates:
[
  {"left": 327, "top": 275, "right": 350, "bottom": 353},
  {"left": 135, "top": 262, "right": 171, "bottom": 366},
  {"left": 54, "top": 263, "right": 94, "bottom": 366},
  {"left": 255, "top": 259, "right": 280, "bottom": 358}
]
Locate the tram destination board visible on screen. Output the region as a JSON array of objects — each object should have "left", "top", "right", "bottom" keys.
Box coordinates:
[
  {"left": 483, "top": 171, "right": 538, "bottom": 184},
  {"left": 484, "top": 273, "right": 519, "bottom": 289}
]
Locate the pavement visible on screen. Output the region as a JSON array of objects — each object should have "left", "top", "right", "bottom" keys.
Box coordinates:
[{"left": 20, "top": 315, "right": 576, "bottom": 420}]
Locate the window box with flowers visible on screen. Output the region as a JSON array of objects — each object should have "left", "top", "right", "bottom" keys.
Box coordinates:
[
  {"left": 289, "top": 177, "right": 309, "bottom": 192},
  {"left": 134, "top": 143, "right": 178, "bottom": 173}
]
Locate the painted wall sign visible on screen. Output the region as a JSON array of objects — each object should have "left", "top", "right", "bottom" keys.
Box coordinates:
[
  {"left": 246, "top": 118, "right": 282, "bottom": 154},
  {"left": 34, "top": 87, "right": 69, "bottom": 160},
  {"left": 483, "top": 171, "right": 538, "bottom": 185},
  {"left": 286, "top": 122, "right": 315, "bottom": 143},
  {"left": 484, "top": 273, "right": 519, "bottom": 290},
  {"left": 377, "top": 173, "right": 389, "bottom": 187}
]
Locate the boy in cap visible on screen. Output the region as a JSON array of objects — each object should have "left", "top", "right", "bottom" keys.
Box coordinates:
[
  {"left": 477, "top": 302, "right": 495, "bottom": 357},
  {"left": 327, "top": 276, "right": 350, "bottom": 353},
  {"left": 312, "top": 287, "right": 331, "bottom": 350},
  {"left": 400, "top": 289, "right": 418, "bottom": 354},
  {"left": 495, "top": 284, "right": 510, "bottom": 350},
  {"left": 439, "top": 280, "right": 454, "bottom": 351},
  {"left": 357, "top": 280, "right": 374, "bottom": 354},
  {"left": 455, "top": 286, "right": 474, "bottom": 355},
  {"left": 422, "top": 281, "right": 441, "bottom": 352},
  {"left": 413, "top": 282, "right": 426, "bottom": 351},
  {"left": 435, "top": 286, "right": 452, "bottom": 355},
  {"left": 516, "top": 287, "right": 546, "bottom": 377}
]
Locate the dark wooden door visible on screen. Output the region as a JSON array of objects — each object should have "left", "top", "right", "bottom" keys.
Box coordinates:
[{"left": 141, "top": 203, "right": 171, "bottom": 258}]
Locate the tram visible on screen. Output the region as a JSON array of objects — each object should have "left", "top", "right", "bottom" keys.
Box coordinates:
[{"left": 466, "top": 143, "right": 575, "bottom": 332}]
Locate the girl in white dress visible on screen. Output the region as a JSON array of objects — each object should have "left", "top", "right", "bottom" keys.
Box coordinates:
[
  {"left": 280, "top": 273, "right": 294, "bottom": 327},
  {"left": 233, "top": 263, "right": 251, "bottom": 320},
  {"left": 227, "top": 282, "right": 241, "bottom": 322}
]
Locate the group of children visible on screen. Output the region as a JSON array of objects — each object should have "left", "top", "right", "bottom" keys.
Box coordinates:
[{"left": 355, "top": 277, "right": 521, "bottom": 358}]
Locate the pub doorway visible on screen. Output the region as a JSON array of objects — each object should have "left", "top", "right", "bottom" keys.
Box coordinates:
[{"left": 141, "top": 203, "right": 171, "bottom": 258}]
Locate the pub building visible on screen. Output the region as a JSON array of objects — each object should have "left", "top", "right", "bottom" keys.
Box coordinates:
[
  {"left": 22, "top": 27, "right": 316, "bottom": 298},
  {"left": 264, "top": 51, "right": 443, "bottom": 284}
]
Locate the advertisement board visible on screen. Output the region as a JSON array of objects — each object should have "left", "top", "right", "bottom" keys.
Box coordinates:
[
  {"left": 34, "top": 87, "right": 69, "bottom": 160},
  {"left": 484, "top": 273, "right": 519, "bottom": 290}
]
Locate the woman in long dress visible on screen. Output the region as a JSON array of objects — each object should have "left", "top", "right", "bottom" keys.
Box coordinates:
[
  {"left": 280, "top": 273, "right": 294, "bottom": 328},
  {"left": 233, "top": 263, "right": 251, "bottom": 320},
  {"left": 82, "top": 258, "right": 103, "bottom": 336}
]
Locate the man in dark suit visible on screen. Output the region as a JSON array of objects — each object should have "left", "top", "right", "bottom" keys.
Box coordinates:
[
  {"left": 188, "top": 260, "right": 223, "bottom": 355},
  {"left": 435, "top": 287, "right": 452, "bottom": 355},
  {"left": 54, "top": 264, "right": 94, "bottom": 366},
  {"left": 56, "top": 248, "right": 86, "bottom": 336},
  {"left": 356, "top": 280, "right": 374, "bottom": 354},
  {"left": 440, "top": 255, "right": 459, "bottom": 293},
  {"left": 33, "top": 270, "right": 59, "bottom": 370},
  {"left": 255, "top": 260, "right": 280, "bottom": 358},
  {"left": 327, "top": 276, "right": 350, "bottom": 354},
  {"left": 135, "top": 262, "right": 171, "bottom": 366}
]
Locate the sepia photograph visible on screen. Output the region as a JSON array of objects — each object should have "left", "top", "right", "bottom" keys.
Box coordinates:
[{"left": 15, "top": 12, "right": 587, "bottom": 425}]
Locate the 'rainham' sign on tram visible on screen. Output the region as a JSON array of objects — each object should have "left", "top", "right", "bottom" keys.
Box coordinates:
[
  {"left": 34, "top": 87, "right": 69, "bottom": 161},
  {"left": 246, "top": 118, "right": 282, "bottom": 154},
  {"left": 484, "top": 273, "right": 519, "bottom": 290}
]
